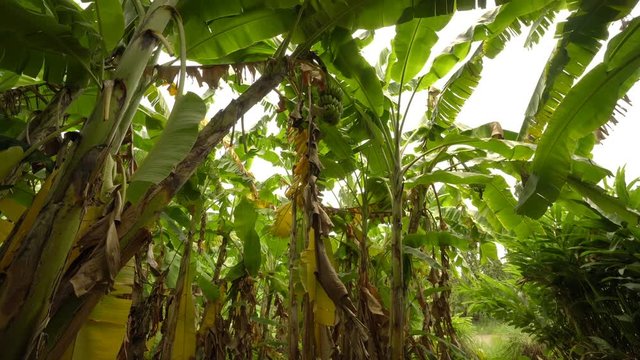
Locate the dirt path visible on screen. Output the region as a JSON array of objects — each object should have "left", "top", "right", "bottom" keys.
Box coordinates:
[{"left": 474, "top": 333, "right": 497, "bottom": 346}]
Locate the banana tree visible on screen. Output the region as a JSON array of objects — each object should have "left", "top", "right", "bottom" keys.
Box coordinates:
[
  {"left": 1, "top": 0, "right": 638, "bottom": 358},
  {"left": 0, "top": 0, "right": 488, "bottom": 358},
  {"left": 337, "top": 0, "right": 576, "bottom": 356}
]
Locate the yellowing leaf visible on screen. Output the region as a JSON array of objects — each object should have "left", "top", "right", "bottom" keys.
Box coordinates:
[
  {"left": 315, "top": 277, "right": 336, "bottom": 326},
  {"left": 0, "top": 198, "right": 26, "bottom": 222},
  {"left": 198, "top": 283, "right": 224, "bottom": 338},
  {"left": 0, "top": 146, "right": 23, "bottom": 180},
  {"left": 69, "top": 263, "right": 134, "bottom": 360},
  {"left": 271, "top": 202, "right": 293, "bottom": 238},
  {"left": 160, "top": 240, "right": 196, "bottom": 360},
  {"left": 198, "top": 302, "right": 218, "bottom": 336},
  {"left": 299, "top": 249, "right": 315, "bottom": 294},
  {"left": 300, "top": 228, "right": 335, "bottom": 326},
  {"left": 172, "top": 257, "right": 196, "bottom": 360}
]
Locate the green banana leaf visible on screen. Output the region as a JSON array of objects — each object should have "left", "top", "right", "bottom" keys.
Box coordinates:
[
  {"left": 128, "top": 92, "right": 206, "bottom": 203},
  {"left": 517, "top": 24, "right": 640, "bottom": 218}
]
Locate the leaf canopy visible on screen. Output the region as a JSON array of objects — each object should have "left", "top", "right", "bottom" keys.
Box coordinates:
[{"left": 517, "top": 24, "right": 640, "bottom": 217}]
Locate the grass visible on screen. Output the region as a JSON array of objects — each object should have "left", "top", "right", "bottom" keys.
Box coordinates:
[{"left": 454, "top": 318, "right": 551, "bottom": 360}]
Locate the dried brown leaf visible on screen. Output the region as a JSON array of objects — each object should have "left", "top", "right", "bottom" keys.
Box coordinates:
[
  {"left": 363, "top": 287, "right": 385, "bottom": 316},
  {"left": 69, "top": 254, "right": 106, "bottom": 296},
  {"left": 201, "top": 66, "right": 229, "bottom": 88},
  {"left": 490, "top": 122, "right": 504, "bottom": 139}
]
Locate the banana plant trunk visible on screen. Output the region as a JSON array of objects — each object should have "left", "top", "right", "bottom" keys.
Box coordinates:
[
  {"left": 41, "top": 57, "right": 289, "bottom": 358},
  {"left": 0, "top": 1, "right": 290, "bottom": 357},
  {"left": 390, "top": 159, "right": 405, "bottom": 358},
  {"left": 288, "top": 199, "right": 300, "bottom": 359},
  {"left": 0, "top": 2, "right": 177, "bottom": 358}
]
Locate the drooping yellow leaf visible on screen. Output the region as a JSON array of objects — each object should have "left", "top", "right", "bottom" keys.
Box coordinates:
[
  {"left": 0, "top": 146, "right": 23, "bottom": 180},
  {"left": 271, "top": 202, "right": 293, "bottom": 238},
  {"left": 315, "top": 280, "right": 336, "bottom": 326},
  {"left": 70, "top": 262, "right": 134, "bottom": 360},
  {"left": 0, "top": 198, "right": 26, "bottom": 222},
  {"left": 197, "top": 282, "right": 225, "bottom": 338},
  {"left": 160, "top": 240, "right": 197, "bottom": 360},
  {"left": 171, "top": 256, "right": 196, "bottom": 360},
  {"left": 299, "top": 248, "right": 314, "bottom": 293},
  {"left": 300, "top": 228, "right": 335, "bottom": 326},
  {"left": 198, "top": 302, "right": 218, "bottom": 336}
]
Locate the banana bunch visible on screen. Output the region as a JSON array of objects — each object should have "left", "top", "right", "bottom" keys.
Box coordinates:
[{"left": 318, "top": 80, "right": 343, "bottom": 125}]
